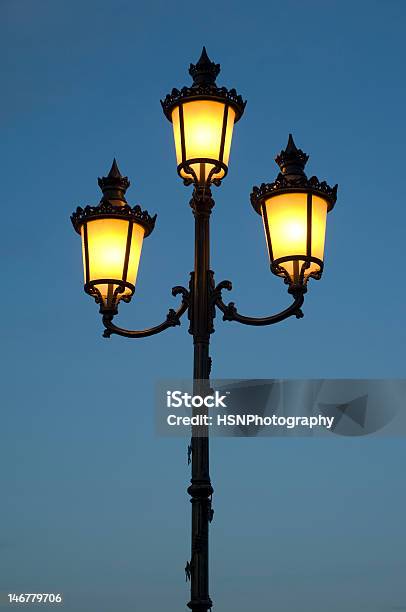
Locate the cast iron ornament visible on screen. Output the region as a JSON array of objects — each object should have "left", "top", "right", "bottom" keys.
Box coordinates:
[
  {"left": 71, "top": 159, "right": 157, "bottom": 237},
  {"left": 251, "top": 134, "right": 338, "bottom": 213},
  {"left": 161, "top": 47, "right": 246, "bottom": 122}
]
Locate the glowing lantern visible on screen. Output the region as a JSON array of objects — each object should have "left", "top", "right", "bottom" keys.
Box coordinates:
[
  {"left": 251, "top": 135, "right": 337, "bottom": 288},
  {"left": 71, "top": 160, "right": 156, "bottom": 314},
  {"left": 161, "top": 47, "right": 246, "bottom": 185}
]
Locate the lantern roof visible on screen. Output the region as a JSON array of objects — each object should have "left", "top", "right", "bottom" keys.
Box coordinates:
[
  {"left": 71, "top": 161, "right": 157, "bottom": 236},
  {"left": 251, "top": 135, "right": 338, "bottom": 214},
  {"left": 161, "top": 47, "right": 246, "bottom": 122}
]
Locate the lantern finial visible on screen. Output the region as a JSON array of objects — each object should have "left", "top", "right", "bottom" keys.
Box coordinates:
[
  {"left": 107, "top": 158, "right": 122, "bottom": 179},
  {"left": 275, "top": 134, "right": 309, "bottom": 178},
  {"left": 98, "top": 158, "right": 130, "bottom": 205},
  {"left": 189, "top": 47, "right": 220, "bottom": 86}
]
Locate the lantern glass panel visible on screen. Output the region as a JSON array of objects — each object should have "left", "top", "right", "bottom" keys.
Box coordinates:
[
  {"left": 172, "top": 100, "right": 235, "bottom": 182},
  {"left": 263, "top": 193, "right": 328, "bottom": 280},
  {"left": 81, "top": 218, "right": 145, "bottom": 300}
]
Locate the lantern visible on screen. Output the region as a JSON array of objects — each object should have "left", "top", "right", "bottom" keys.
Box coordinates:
[
  {"left": 71, "top": 160, "right": 156, "bottom": 315},
  {"left": 161, "top": 47, "right": 246, "bottom": 186},
  {"left": 251, "top": 135, "right": 337, "bottom": 288}
]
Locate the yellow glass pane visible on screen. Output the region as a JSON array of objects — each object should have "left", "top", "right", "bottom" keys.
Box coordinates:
[
  {"left": 81, "top": 218, "right": 145, "bottom": 300},
  {"left": 171, "top": 101, "right": 235, "bottom": 182},
  {"left": 172, "top": 106, "right": 182, "bottom": 167},
  {"left": 221, "top": 106, "right": 236, "bottom": 166},
  {"left": 263, "top": 193, "right": 328, "bottom": 281}
]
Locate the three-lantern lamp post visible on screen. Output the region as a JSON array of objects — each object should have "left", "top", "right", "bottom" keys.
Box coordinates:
[{"left": 71, "top": 47, "right": 338, "bottom": 612}]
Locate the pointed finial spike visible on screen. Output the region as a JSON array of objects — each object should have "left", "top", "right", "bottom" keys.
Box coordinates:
[
  {"left": 286, "top": 134, "right": 298, "bottom": 153},
  {"left": 108, "top": 158, "right": 122, "bottom": 178},
  {"left": 198, "top": 46, "right": 210, "bottom": 64},
  {"left": 189, "top": 47, "right": 220, "bottom": 86}
]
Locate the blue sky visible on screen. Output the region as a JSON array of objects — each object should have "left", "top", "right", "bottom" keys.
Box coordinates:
[{"left": 1, "top": 1, "right": 406, "bottom": 610}]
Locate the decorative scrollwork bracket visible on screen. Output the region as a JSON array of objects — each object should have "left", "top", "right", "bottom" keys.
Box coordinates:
[
  {"left": 213, "top": 279, "right": 305, "bottom": 326},
  {"left": 102, "top": 284, "right": 190, "bottom": 339}
]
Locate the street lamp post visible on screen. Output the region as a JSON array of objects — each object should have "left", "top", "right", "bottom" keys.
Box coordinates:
[{"left": 71, "top": 48, "right": 338, "bottom": 612}]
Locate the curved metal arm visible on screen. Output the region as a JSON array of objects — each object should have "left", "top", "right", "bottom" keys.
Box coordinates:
[
  {"left": 213, "top": 280, "right": 305, "bottom": 326},
  {"left": 102, "top": 286, "right": 190, "bottom": 338}
]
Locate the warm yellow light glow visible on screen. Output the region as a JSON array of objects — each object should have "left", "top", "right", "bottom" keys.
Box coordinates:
[
  {"left": 172, "top": 100, "right": 236, "bottom": 182},
  {"left": 263, "top": 192, "right": 328, "bottom": 281},
  {"left": 81, "top": 218, "right": 145, "bottom": 301}
]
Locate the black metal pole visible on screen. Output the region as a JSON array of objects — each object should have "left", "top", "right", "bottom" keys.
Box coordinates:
[{"left": 187, "top": 185, "right": 215, "bottom": 612}]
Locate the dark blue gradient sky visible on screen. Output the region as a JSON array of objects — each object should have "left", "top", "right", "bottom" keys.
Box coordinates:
[{"left": 1, "top": 1, "right": 406, "bottom": 610}]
